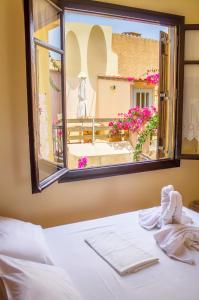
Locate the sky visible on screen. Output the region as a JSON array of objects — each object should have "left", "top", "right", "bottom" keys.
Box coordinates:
[
  {"left": 49, "top": 12, "right": 168, "bottom": 59},
  {"left": 65, "top": 12, "right": 168, "bottom": 40}
]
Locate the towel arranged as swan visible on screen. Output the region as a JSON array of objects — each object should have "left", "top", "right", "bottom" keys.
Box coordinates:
[
  {"left": 139, "top": 185, "right": 193, "bottom": 230},
  {"left": 139, "top": 185, "right": 199, "bottom": 264}
]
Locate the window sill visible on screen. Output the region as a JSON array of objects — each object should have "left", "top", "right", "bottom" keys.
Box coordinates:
[{"left": 59, "top": 159, "right": 180, "bottom": 183}]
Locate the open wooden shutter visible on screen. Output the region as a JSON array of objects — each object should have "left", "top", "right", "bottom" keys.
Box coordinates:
[
  {"left": 181, "top": 25, "right": 199, "bottom": 159},
  {"left": 24, "top": 0, "right": 68, "bottom": 193},
  {"left": 158, "top": 31, "right": 169, "bottom": 159}
]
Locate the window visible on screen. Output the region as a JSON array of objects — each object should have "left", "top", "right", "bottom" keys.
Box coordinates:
[
  {"left": 24, "top": 0, "right": 184, "bottom": 193},
  {"left": 132, "top": 89, "right": 153, "bottom": 108},
  {"left": 181, "top": 25, "right": 199, "bottom": 159}
]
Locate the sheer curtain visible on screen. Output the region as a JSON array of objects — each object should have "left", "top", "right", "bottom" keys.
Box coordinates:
[{"left": 183, "top": 31, "right": 199, "bottom": 146}]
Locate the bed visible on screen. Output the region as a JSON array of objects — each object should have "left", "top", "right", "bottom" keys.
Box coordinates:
[{"left": 44, "top": 207, "right": 199, "bottom": 300}]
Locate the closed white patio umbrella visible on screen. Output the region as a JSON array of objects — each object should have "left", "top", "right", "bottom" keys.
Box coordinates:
[{"left": 77, "top": 72, "right": 87, "bottom": 118}]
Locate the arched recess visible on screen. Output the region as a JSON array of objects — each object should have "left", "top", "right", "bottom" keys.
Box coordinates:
[
  {"left": 87, "top": 25, "right": 107, "bottom": 91},
  {"left": 66, "top": 31, "right": 81, "bottom": 89}
]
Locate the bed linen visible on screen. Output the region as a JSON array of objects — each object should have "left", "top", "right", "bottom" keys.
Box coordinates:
[{"left": 45, "top": 208, "right": 199, "bottom": 300}]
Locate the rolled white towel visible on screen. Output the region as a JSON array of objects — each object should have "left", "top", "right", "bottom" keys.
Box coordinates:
[
  {"left": 161, "top": 185, "right": 174, "bottom": 215},
  {"left": 139, "top": 185, "right": 174, "bottom": 230},
  {"left": 157, "top": 185, "right": 174, "bottom": 228},
  {"left": 162, "top": 191, "right": 182, "bottom": 225},
  {"left": 139, "top": 186, "right": 193, "bottom": 230}
]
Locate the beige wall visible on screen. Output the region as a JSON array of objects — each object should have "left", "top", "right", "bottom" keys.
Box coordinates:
[
  {"left": 96, "top": 79, "right": 158, "bottom": 118},
  {"left": 65, "top": 22, "right": 118, "bottom": 118},
  {"left": 0, "top": 0, "right": 199, "bottom": 228},
  {"left": 112, "top": 33, "right": 159, "bottom": 78},
  {"left": 97, "top": 79, "right": 131, "bottom": 118}
]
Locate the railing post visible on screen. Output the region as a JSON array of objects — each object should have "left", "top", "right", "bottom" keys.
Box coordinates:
[
  {"left": 92, "top": 118, "right": 95, "bottom": 144},
  {"left": 81, "top": 120, "right": 84, "bottom": 143}
]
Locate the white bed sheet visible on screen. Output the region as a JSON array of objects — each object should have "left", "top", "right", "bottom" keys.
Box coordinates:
[{"left": 45, "top": 208, "right": 199, "bottom": 300}]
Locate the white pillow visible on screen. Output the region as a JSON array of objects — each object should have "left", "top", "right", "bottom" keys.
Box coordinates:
[
  {"left": 0, "top": 255, "right": 81, "bottom": 300},
  {"left": 0, "top": 217, "right": 54, "bottom": 264}
]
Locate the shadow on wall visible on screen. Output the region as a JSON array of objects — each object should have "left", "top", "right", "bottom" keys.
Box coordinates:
[
  {"left": 66, "top": 31, "right": 81, "bottom": 90},
  {"left": 87, "top": 25, "right": 107, "bottom": 91}
]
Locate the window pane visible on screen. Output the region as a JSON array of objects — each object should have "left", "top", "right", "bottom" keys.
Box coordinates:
[
  {"left": 33, "top": 0, "right": 61, "bottom": 49},
  {"left": 136, "top": 93, "right": 140, "bottom": 106},
  {"left": 185, "top": 31, "right": 199, "bottom": 61},
  {"left": 35, "top": 46, "right": 63, "bottom": 181},
  {"left": 141, "top": 92, "right": 145, "bottom": 107},
  {"left": 65, "top": 11, "right": 176, "bottom": 169},
  {"left": 146, "top": 93, "right": 149, "bottom": 106},
  {"left": 182, "top": 65, "right": 199, "bottom": 154}
]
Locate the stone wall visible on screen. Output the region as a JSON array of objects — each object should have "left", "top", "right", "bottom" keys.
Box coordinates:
[{"left": 112, "top": 33, "right": 159, "bottom": 78}]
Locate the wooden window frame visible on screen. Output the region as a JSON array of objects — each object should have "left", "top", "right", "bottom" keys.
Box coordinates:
[
  {"left": 24, "top": 0, "right": 185, "bottom": 192},
  {"left": 24, "top": 0, "right": 68, "bottom": 193},
  {"left": 181, "top": 24, "right": 199, "bottom": 160}
]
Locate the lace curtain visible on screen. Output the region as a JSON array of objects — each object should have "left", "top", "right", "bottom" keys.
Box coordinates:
[
  {"left": 183, "top": 31, "right": 199, "bottom": 142},
  {"left": 183, "top": 65, "right": 199, "bottom": 141}
]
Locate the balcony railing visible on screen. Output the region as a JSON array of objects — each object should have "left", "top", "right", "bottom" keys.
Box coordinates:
[
  {"left": 52, "top": 118, "right": 156, "bottom": 163},
  {"left": 52, "top": 118, "right": 127, "bottom": 162}
]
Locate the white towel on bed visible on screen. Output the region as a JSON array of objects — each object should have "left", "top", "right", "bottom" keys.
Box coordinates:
[
  {"left": 85, "top": 231, "right": 159, "bottom": 275},
  {"left": 154, "top": 224, "right": 199, "bottom": 264},
  {"left": 162, "top": 191, "right": 182, "bottom": 225},
  {"left": 139, "top": 186, "right": 193, "bottom": 230},
  {"left": 161, "top": 185, "right": 174, "bottom": 215}
]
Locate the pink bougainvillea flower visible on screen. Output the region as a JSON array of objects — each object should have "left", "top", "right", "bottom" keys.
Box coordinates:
[
  {"left": 127, "top": 77, "right": 135, "bottom": 82},
  {"left": 78, "top": 156, "right": 88, "bottom": 169},
  {"left": 146, "top": 72, "right": 160, "bottom": 85},
  {"left": 117, "top": 121, "right": 123, "bottom": 130},
  {"left": 109, "top": 105, "right": 157, "bottom": 135},
  {"left": 151, "top": 105, "right": 157, "bottom": 112}
]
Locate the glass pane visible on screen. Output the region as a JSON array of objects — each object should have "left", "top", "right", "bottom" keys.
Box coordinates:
[
  {"left": 65, "top": 11, "right": 176, "bottom": 169},
  {"left": 185, "top": 30, "right": 199, "bottom": 61},
  {"left": 141, "top": 93, "right": 145, "bottom": 107},
  {"left": 136, "top": 93, "right": 140, "bottom": 106},
  {"left": 146, "top": 93, "right": 149, "bottom": 106},
  {"left": 35, "top": 46, "right": 63, "bottom": 181},
  {"left": 33, "top": 0, "right": 61, "bottom": 49},
  {"left": 182, "top": 65, "right": 199, "bottom": 154}
]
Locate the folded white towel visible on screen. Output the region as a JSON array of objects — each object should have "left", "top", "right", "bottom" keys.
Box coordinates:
[
  {"left": 85, "top": 231, "right": 159, "bottom": 275},
  {"left": 154, "top": 225, "right": 199, "bottom": 264}
]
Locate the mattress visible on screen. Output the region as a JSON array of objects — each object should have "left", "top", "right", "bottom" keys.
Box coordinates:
[{"left": 45, "top": 208, "right": 199, "bottom": 300}]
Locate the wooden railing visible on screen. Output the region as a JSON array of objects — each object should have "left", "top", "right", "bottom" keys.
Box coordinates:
[
  {"left": 52, "top": 118, "right": 127, "bottom": 144},
  {"left": 52, "top": 118, "right": 155, "bottom": 163},
  {"left": 66, "top": 117, "right": 124, "bottom": 143},
  {"left": 52, "top": 117, "right": 128, "bottom": 162}
]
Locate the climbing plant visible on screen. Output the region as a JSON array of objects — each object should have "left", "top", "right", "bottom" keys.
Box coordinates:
[{"left": 133, "top": 114, "right": 159, "bottom": 161}]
